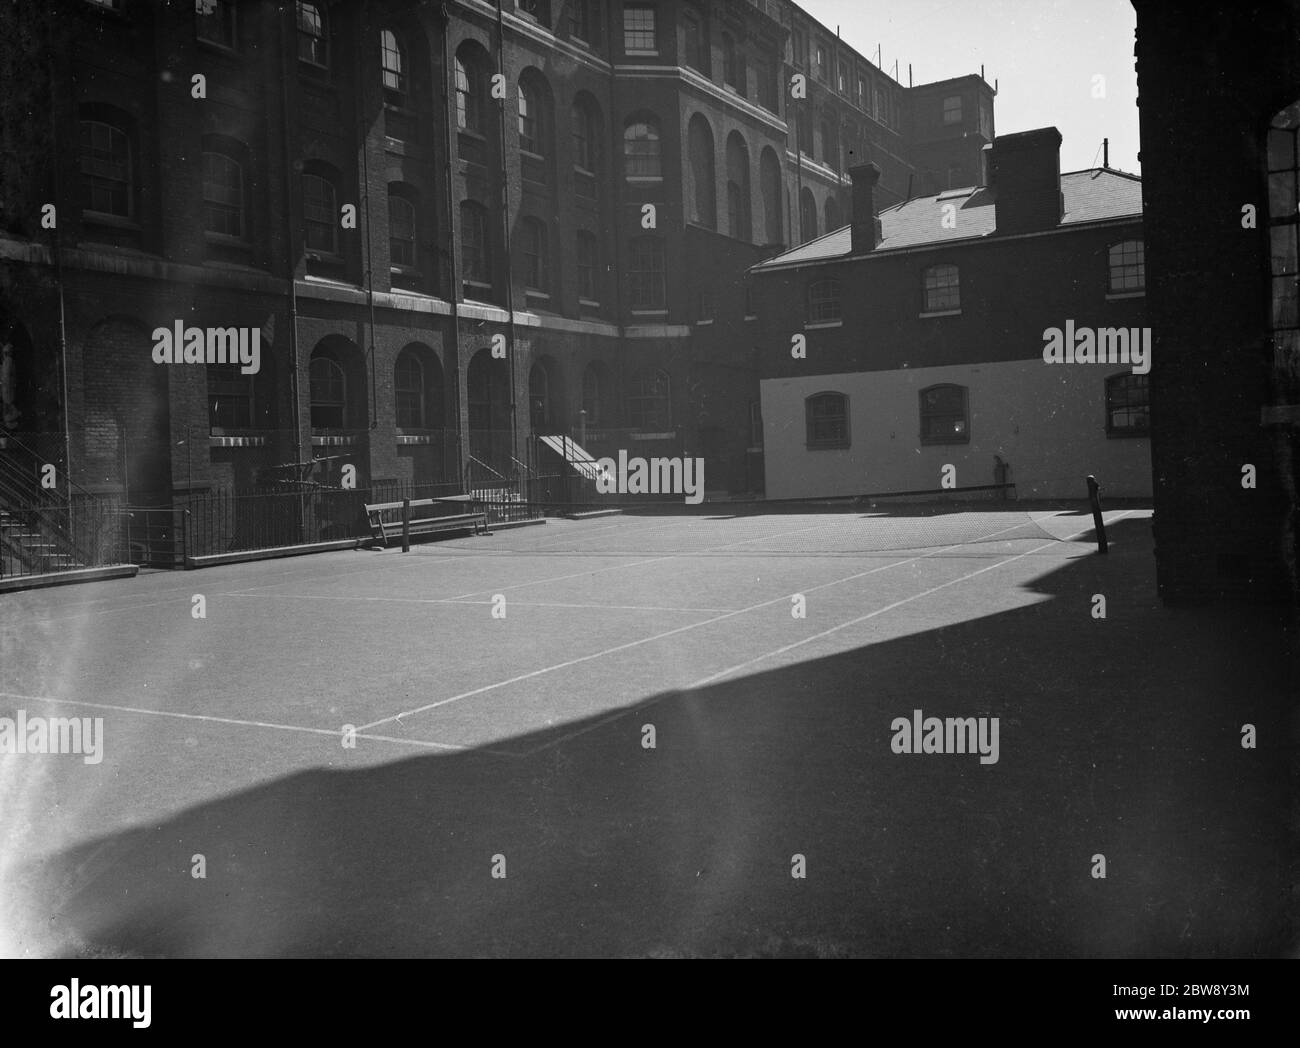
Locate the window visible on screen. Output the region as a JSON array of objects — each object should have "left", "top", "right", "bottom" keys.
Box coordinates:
[
  {"left": 196, "top": 0, "right": 236, "bottom": 48},
  {"left": 302, "top": 173, "right": 338, "bottom": 254},
  {"left": 684, "top": 10, "right": 705, "bottom": 71},
  {"left": 460, "top": 201, "right": 491, "bottom": 287},
  {"left": 296, "top": 1, "right": 328, "bottom": 67},
  {"left": 814, "top": 43, "right": 827, "bottom": 81},
  {"left": 821, "top": 116, "right": 839, "bottom": 172},
  {"left": 697, "top": 290, "right": 714, "bottom": 323},
  {"left": 521, "top": 217, "right": 548, "bottom": 292},
  {"left": 572, "top": 98, "right": 599, "bottom": 171},
  {"left": 919, "top": 384, "right": 970, "bottom": 445},
  {"left": 628, "top": 368, "right": 672, "bottom": 430},
  {"left": 728, "top": 181, "right": 749, "bottom": 240},
  {"left": 568, "top": 0, "right": 592, "bottom": 42},
  {"left": 875, "top": 85, "right": 886, "bottom": 124},
  {"left": 388, "top": 192, "right": 417, "bottom": 269},
  {"left": 857, "top": 78, "right": 867, "bottom": 110},
  {"left": 837, "top": 61, "right": 848, "bottom": 94},
  {"left": 628, "top": 236, "right": 665, "bottom": 310},
  {"left": 623, "top": 5, "right": 656, "bottom": 52},
  {"left": 207, "top": 365, "right": 253, "bottom": 431},
  {"left": 687, "top": 114, "right": 716, "bottom": 228},
  {"left": 1268, "top": 101, "right": 1300, "bottom": 377},
  {"left": 757, "top": 57, "right": 777, "bottom": 112},
  {"left": 202, "top": 150, "right": 243, "bottom": 238},
  {"left": 582, "top": 364, "right": 602, "bottom": 425},
  {"left": 722, "top": 33, "right": 736, "bottom": 87},
  {"left": 380, "top": 30, "right": 406, "bottom": 96},
  {"left": 923, "top": 264, "right": 960, "bottom": 312},
  {"left": 79, "top": 118, "right": 132, "bottom": 218},
  {"left": 624, "top": 117, "right": 662, "bottom": 178},
  {"left": 576, "top": 230, "right": 599, "bottom": 302},
  {"left": 518, "top": 0, "right": 550, "bottom": 22},
  {"left": 942, "top": 95, "right": 962, "bottom": 125},
  {"left": 455, "top": 51, "right": 486, "bottom": 134},
  {"left": 309, "top": 352, "right": 346, "bottom": 429},
  {"left": 1105, "top": 373, "right": 1150, "bottom": 436},
  {"left": 518, "top": 79, "right": 540, "bottom": 154},
  {"left": 806, "top": 392, "right": 849, "bottom": 448},
  {"left": 792, "top": 28, "right": 806, "bottom": 69},
  {"left": 797, "top": 110, "right": 813, "bottom": 157},
  {"left": 807, "top": 279, "right": 841, "bottom": 324},
  {"left": 979, "top": 100, "right": 993, "bottom": 140},
  {"left": 800, "top": 189, "right": 817, "bottom": 242},
  {"left": 395, "top": 351, "right": 425, "bottom": 429},
  {"left": 824, "top": 198, "right": 840, "bottom": 233},
  {"left": 1108, "top": 240, "right": 1146, "bottom": 293}
]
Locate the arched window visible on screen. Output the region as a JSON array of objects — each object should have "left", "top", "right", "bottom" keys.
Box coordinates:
[
  {"left": 518, "top": 72, "right": 552, "bottom": 157},
  {"left": 380, "top": 29, "right": 406, "bottom": 96},
  {"left": 923, "top": 264, "right": 961, "bottom": 312},
  {"left": 309, "top": 351, "right": 346, "bottom": 429},
  {"left": 520, "top": 216, "right": 549, "bottom": 292},
  {"left": 581, "top": 362, "right": 604, "bottom": 425},
  {"left": 302, "top": 171, "right": 338, "bottom": 254},
  {"left": 628, "top": 368, "right": 672, "bottom": 430},
  {"left": 1105, "top": 373, "right": 1150, "bottom": 436},
  {"left": 394, "top": 350, "right": 425, "bottom": 429},
  {"left": 576, "top": 230, "right": 600, "bottom": 303},
  {"left": 687, "top": 114, "right": 716, "bottom": 228},
  {"left": 800, "top": 188, "right": 818, "bottom": 242},
  {"left": 388, "top": 190, "right": 417, "bottom": 269},
  {"left": 760, "top": 147, "right": 782, "bottom": 245},
  {"left": 805, "top": 392, "right": 849, "bottom": 449},
  {"left": 726, "top": 132, "right": 751, "bottom": 241},
  {"left": 296, "top": 1, "right": 328, "bottom": 67},
  {"left": 824, "top": 198, "right": 840, "bottom": 233},
  {"left": 455, "top": 47, "right": 488, "bottom": 134},
  {"left": 460, "top": 200, "right": 491, "bottom": 289},
  {"left": 207, "top": 365, "right": 254, "bottom": 431},
  {"left": 202, "top": 147, "right": 244, "bottom": 239},
  {"left": 624, "top": 116, "right": 662, "bottom": 179},
  {"left": 919, "top": 384, "right": 970, "bottom": 444},
  {"left": 807, "top": 279, "right": 841, "bottom": 324},
  {"left": 1108, "top": 239, "right": 1145, "bottom": 293},
  {"left": 628, "top": 236, "right": 665, "bottom": 310},
  {"left": 79, "top": 115, "right": 133, "bottom": 218}
]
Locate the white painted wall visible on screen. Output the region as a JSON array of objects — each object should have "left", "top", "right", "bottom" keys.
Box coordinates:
[{"left": 761, "top": 360, "right": 1152, "bottom": 500}]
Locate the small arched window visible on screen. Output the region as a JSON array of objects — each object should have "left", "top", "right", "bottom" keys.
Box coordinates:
[
  {"left": 388, "top": 191, "right": 417, "bottom": 269},
  {"left": 380, "top": 29, "right": 406, "bottom": 96},
  {"left": 202, "top": 148, "right": 244, "bottom": 239},
  {"left": 455, "top": 49, "right": 488, "bottom": 134},
  {"left": 460, "top": 201, "right": 492, "bottom": 289},
  {"left": 628, "top": 368, "right": 672, "bottom": 430},
  {"left": 394, "top": 350, "right": 425, "bottom": 429},
  {"left": 628, "top": 236, "right": 666, "bottom": 310},
  {"left": 624, "top": 117, "right": 662, "bottom": 179},
  {"left": 806, "top": 392, "right": 849, "bottom": 449},
  {"left": 302, "top": 171, "right": 338, "bottom": 254},
  {"left": 296, "top": 1, "right": 329, "bottom": 67},
  {"left": 919, "top": 384, "right": 970, "bottom": 445},
  {"left": 923, "top": 264, "right": 961, "bottom": 312},
  {"left": 79, "top": 116, "right": 133, "bottom": 218},
  {"left": 520, "top": 217, "right": 549, "bottom": 292},
  {"left": 309, "top": 352, "right": 346, "bottom": 429}
]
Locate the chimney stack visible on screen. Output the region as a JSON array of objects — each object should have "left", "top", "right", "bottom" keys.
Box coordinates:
[
  {"left": 849, "top": 162, "right": 883, "bottom": 254},
  {"left": 989, "top": 127, "right": 1064, "bottom": 234}
]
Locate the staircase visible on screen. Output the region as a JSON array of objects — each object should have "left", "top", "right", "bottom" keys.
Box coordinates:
[{"left": 0, "top": 434, "right": 86, "bottom": 578}]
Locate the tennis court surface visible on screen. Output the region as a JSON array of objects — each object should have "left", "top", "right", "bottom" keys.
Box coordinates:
[{"left": 1, "top": 505, "right": 1294, "bottom": 957}]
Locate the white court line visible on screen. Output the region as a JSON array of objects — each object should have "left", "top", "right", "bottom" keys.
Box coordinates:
[
  {"left": 517, "top": 511, "right": 1136, "bottom": 756},
  {"left": 0, "top": 690, "right": 523, "bottom": 758},
  {"left": 355, "top": 516, "right": 1040, "bottom": 733},
  {"left": 220, "top": 592, "right": 737, "bottom": 615}
]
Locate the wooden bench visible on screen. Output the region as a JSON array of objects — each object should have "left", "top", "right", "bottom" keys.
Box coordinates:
[{"left": 364, "top": 497, "right": 489, "bottom": 547}]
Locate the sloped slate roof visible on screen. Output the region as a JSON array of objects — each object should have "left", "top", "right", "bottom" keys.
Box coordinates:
[{"left": 754, "top": 168, "right": 1143, "bottom": 270}]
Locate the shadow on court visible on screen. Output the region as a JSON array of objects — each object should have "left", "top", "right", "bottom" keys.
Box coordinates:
[{"left": 15, "top": 518, "right": 1298, "bottom": 957}]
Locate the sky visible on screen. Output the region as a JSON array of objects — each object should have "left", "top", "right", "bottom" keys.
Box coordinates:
[{"left": 797, "top": 0, "right": 1141, "bottom": 174}]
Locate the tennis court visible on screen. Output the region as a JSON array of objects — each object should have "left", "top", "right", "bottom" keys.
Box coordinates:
[{"left": 1, "top": 503, "right": 1293, "bottom": 958}]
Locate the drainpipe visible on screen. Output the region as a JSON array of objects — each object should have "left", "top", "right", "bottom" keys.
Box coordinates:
[
  {"left": 45, "top": 42, "right": 72, "bottom": 529},
  {"left": 278, "top": 4, "right": 303, "bottom": 481},
  {"left": 495, "top": 0, "right": 519, "bottom": 475},
  {"left": 357, "top": 1, "right": 379, "bottom": 442},
  {"left": 607, "top": 20, "right": 625, "bottom": 437},
  {"left": 440, "top": 7, "right": 465, "bottom": 490}
]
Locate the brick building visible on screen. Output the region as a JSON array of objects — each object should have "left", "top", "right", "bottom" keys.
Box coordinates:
[
  {"left": 1131, "top": 0, "right": 1300, "bottom": 603},
  {"left": 750, "top": 128, "right": 1151, "bottom": 501},
  {"left": 0, "top": 0, "right": 994, "bottom": 517}
]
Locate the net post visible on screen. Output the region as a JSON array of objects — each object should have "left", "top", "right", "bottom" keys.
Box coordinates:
[
  {"left": 402, "top": 497, "right": 410, "bottom": 553},
  {"left": 1086, "top": 475, "right": 1107, "bottom": 554}
]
